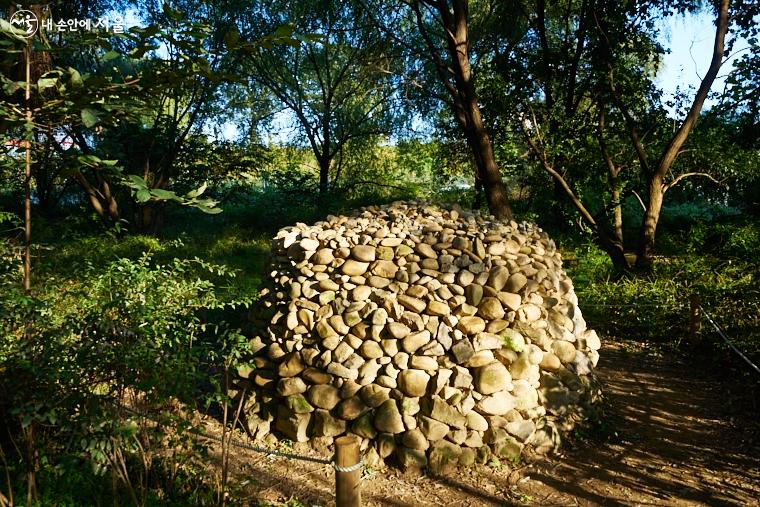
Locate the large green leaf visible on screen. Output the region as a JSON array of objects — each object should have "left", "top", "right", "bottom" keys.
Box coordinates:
[
  {"left": 195, "top": 204, "right": 222, "bottom": 214},
  {"left": 81, "top": 108, "right": 99, "bottom": 128},
  {"left": 0, "top": 18, "right": 29, "bottom": 43},
  {"left": 68, "top": 68, "right": 83, "bottom": 87},
  {"left": 37, "top": 77, "right": 58, "bottom": 89},
  {"left": 150, "top": 188, "right": 179, "bottom": 200},
  {"left": 135, "top": 189, "right": 151, "bottom": 202},
  {"left": 185, "top": 182, "right": 207, "bottom": 198},
  {"left": 127, "top": 174, "right": 147, "bottom": 188}
]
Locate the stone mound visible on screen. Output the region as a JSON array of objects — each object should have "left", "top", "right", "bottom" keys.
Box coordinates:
[{"left": 241, "top": 201, "right": 601, "bottom": 470}]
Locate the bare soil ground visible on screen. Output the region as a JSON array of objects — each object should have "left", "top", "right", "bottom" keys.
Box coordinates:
[{"left": 208, "top": 341, "right": 760, "bottom": 506}]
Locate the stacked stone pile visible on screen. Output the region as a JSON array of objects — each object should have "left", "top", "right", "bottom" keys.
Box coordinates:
[{"left": 240, "top": 201, "right": 601, "bottom": 470}]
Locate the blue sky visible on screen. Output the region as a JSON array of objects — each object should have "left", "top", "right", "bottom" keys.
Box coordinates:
[{"left": 657, "top": 10, "right": 749, "bottom": 114}]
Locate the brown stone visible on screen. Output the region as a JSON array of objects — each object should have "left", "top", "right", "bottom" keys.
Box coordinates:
[
  {"left": 351, "top": 245, "right": 376, "bottom": 262},
  {"left": 478, "top": 297, "right": 505, "bottom": 320},
  {"left": 341, "top": 259, "right": 369, "bottom": 276},
  {"left": 278, "top": 352, "right": 305, "bottom": 378},
  {"left": 398, "top": 369, "right": 430, "bottom": 397}
]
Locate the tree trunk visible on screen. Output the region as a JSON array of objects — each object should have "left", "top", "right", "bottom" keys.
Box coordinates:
[
  {"left": 447, "top": 0, "right": 512, "bottom": 220},
  {"left": 635, "top": 0, "right": 729, "bottom": 267},
  {"left": 318, "top": 155, "right": 330, "bottom": 198},
  {"left": 611, "top": 182, "right": 623, "bottom": 244},
  {"left": 597, "top": 109, "right": 623, "bottom": 245},
  {"left": 463, "top": 108, "right": 512, "bottom": 219},
  {"left": 638, "top": 174, "right": 664, "bottom": 267},
  {"left": 596, "top": 227, "right": 629, "bottom": 272},
  {"left": 523, "top": 131, "right": 630, "bottom": 271},
  {"left": 138, "top": 202, "right": 166, "bottom": 235},
  {"left": 473, "top": 170, "right": 483, "bottom": 210}
]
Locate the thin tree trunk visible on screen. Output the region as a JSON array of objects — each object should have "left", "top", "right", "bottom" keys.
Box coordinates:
[
  {"left": 523, "top": 129, "right": 629, "bottom": 271},
  {"left": 318, "top": 155, "right": 330, "bottom": 198},
  {"left": 23, "top": 41, "right": 37, "bottom": 506},
  {"left": 636, "top": 0, "right": 729, "bottom": 266},
  {"left": 611, "top": 183, "right": 623, "bottom": 244},
  {"left": 69, "top": 129, "right": 120, "bottom": 225},
  {"left": 598, "top": 109, "right": 624, "bottom": 245},
  {"left": 24, "top": 44, "right": 31, "bottom": 294}
]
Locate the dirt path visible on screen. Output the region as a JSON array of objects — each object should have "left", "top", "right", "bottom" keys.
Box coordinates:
[{"left": 221, "top": 342, "right": 760, "bottom": 506}]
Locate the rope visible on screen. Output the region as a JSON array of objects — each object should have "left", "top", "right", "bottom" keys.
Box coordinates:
[
  {"left": 192, "top": 429, "right": 333, "bottom": 465},
  {"left": 118, "top": 403, "right": 364, "bottom": 471},
  {"left": 578, "top": 303, "right": 677, "bottom": 308},
  {"left": 333, "top": 457, "right": 364, "bottom": 473},
  {"left": 700, "top": 305, "right": 760, "bottom": 376},
  {"left": 196, "top": 429, "right": 366, "bottom": 472}
]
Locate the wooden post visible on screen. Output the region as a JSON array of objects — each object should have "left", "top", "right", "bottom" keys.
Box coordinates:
[
  {"left": 689, "top": 294, "right": 701, "bottom": 341},
  {"left": 335, "top": 435, "right": 361, "bottom": 507}
]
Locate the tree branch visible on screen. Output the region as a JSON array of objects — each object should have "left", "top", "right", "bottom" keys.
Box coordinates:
[
  {"left": 655, "top": 0, "right": 730, "bottom": 178},
  {"left": 663, "top": 172, "right": 722, "bottom": 193}
]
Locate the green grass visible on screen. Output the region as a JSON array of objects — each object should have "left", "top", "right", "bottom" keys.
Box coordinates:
[
  {"left": 29, "top": 183, "right": 426, "bottom": 300},
  {"left": 31, "top": 208, "right": 272, "bottom": 303},
  {"left": 553, "top": 212, "right": 760, "bottom": 376}
]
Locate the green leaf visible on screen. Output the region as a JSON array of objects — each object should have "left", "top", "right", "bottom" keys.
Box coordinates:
[
  {"left": 136, "top": 189, "right": 151, "bottom": 202},
  {"left": 37, "top": 77, "right": 58, "bottom": 89},
  {"left": 150, "top": 188, "right": 179, "bottom": 200},
  {"left": 78, "top": 154, "right": 102, "bottom": 166},
  {"left": 0, "top": 18, "right": 29, "bottom": 42},
  {"left": 127, "top": 174, "right": 147, "bottom": 188},
  {"left": 81, "top": 108, "right": 99, "bottom": 128},
  {"left": 186, "top": 182, "right": 207, "bottom": 199},
  {"left": 68, "top": 68, "right": 83, "bottom": 87},
  {"left": 162, "top": 3, "right": 185, "bottom": 20},
  {"left": 102, "top": 50, "right": 120, "bottom": 62}
]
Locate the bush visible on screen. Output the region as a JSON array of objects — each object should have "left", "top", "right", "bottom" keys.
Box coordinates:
[
  {"left": 0, "top": 248, "right": 251, "bottom": 505},
  {"left": 560, "top": 224, "right": 760, "bottom": 372}
]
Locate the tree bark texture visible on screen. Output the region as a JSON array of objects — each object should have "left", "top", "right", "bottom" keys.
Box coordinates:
[{"left": 419, "top": 0, "right": 512, "bottom": 219}]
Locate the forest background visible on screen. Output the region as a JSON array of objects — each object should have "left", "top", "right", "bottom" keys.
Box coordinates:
[{"left": 0, "top": 0, "right": 758, "bottom": 505}]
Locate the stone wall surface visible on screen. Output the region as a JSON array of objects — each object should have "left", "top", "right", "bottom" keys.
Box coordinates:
[{"left": 240, "top": 201, "right": 602, "bottom": 471}]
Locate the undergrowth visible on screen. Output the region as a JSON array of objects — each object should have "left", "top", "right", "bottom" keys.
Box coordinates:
[
  {"left": 555, "top": 210, "right": 760, "bottom": 381},
  {"left": 2, "top": 191, "right": 758, "bottom": 504}
]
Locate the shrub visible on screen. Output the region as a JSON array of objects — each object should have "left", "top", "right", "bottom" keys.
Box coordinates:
[{"left": 0, "top": 248, "right": 251, "bottom": 505}]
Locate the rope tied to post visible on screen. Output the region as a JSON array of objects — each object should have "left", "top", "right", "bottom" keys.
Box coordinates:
[
  {"left": 195, "top": 428, "right": 365, "bottom": 474},
  {"left": 333, "top": 456, "right": 364, "bottom": 473}
]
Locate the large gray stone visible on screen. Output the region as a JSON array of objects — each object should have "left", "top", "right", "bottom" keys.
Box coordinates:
[{"left": 374, "top": 399, "right": 405, "bottom": 434}]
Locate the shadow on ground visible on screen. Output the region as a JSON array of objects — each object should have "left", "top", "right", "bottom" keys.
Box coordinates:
[
  {"left": 217, "top": 342, "right": 760, "bottom": 506},
  {"left": 519, "top": 344, "right": 760, "bottom": 506}
]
